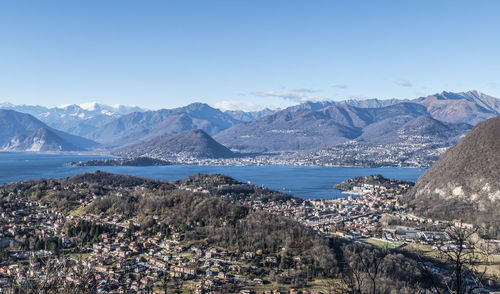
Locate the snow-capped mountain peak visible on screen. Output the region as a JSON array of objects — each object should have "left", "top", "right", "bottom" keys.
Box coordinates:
[
  {"left": 78, "top": 101, "right": 99, "bottom": 111},
  {"left": 0, "top": 102, "right": 146, "bottom": 137}
]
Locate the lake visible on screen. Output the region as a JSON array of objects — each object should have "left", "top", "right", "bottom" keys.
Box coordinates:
[{"left": 0, "top": 153, "right": 426, "bottom": 199}]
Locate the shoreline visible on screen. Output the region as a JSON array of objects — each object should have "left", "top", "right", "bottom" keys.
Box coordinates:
[
  {"left": 0, "top": 152, "right": 429, "bottom": 169},
  {"left": 0, "top": 153, "right": 424, "bottom": 200},
  {"left": 0, "top": 152, "right": 430, "bottom": 169}
]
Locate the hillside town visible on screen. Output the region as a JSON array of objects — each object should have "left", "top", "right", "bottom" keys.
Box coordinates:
[
  {"left": 112, "top": 138, "right": 446, "bottom": 168},
  {"left": 1, "top": 173, "right": 497, "bottom": 294},
  {"left": 0, "top": 183, "right": 303, "bottom": 293}
]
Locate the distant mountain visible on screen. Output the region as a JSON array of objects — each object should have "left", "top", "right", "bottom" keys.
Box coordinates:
[
  {"left": 358, "top": 115, "right": 472, "bottom": 145},
  {"left": 2, "top": 90, "right": 498, "bottom": 156},
  {"left": 0, "top": 109, "right": 98, "bottom": 151},
  {"left": 283, "top": 100, "right": 337, "bottom": 113},
  {"left": 224, "top": 108, "right": 276, "bottom": 122},
  {"left": 282, "top": 98, "right": 406, "bottom": 113},
  {"left": 343, "top": 98, "right": 408, "bottom": 108},
  {"left": 0, "top": 102, "right": 145, "bottom": 137},
  {"left": 214, "top": 103, "right": 430, "bottom": 152},
  {"left": 413, "top": 90, "right": 500, "bottom": 125},
  {"left": 115, "top": 129, "right": 235, "bottom": 159},
  {"left": 214, "top": 92, "right": 498, "bottom": 152},
  {"left": 338, "top": 91, "right": 500, "bottom": 125},
  {"left": 91, "top": 103, "right": 241, "bottom": 147},
  {"left": 407, "top": 116, "right": 500, "bottom": 237}
]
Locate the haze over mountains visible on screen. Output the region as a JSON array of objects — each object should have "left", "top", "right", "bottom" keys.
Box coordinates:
[{"left": 0, "top": 90, "right": 499, "bottom": 161}]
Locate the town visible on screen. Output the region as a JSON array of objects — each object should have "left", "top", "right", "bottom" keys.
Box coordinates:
[
  {"left": 113, "top": 137, "right": 447, "bottom": 169},
  {"left": 0, "top": 173, "right": 498, "bottom": 294}
]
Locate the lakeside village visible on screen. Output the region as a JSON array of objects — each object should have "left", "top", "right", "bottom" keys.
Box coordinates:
[
  {"left": 122, "top": 139, "right": 445, "bottom": 168},
  {"left": 242, "top": 174, "right": 457, "bottom": 244},
  {"left": 0, "top": 175, "right": 497, "bottom": 293}
]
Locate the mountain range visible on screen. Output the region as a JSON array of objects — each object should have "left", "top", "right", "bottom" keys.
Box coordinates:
[
  {"left": 214, "top": 102, "right": 471, "bottom": 152},
  {"left": 223, "top": 108, "right": 276, "bottom": 122},
  {"left": 414, "top": 90, "right": 500, "bottom": 124},
  {"left": 0, "top": 102, "right": 145, "bottom": 137},
  {"left": 1, "top": 90, "right": 499, "bottom": 159},
  {"left": 213, "top": 90, "right": 498, "bottom": 152},
  {"left": 87, "top": 103, "right": 242, "bottom": 147}
]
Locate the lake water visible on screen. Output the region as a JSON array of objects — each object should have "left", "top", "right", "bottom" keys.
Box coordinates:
[{"left": 0, "top": 153, "right": 426, "bottom": 199}]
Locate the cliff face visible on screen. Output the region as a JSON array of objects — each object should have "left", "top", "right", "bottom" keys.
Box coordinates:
[{"left": 407, "top": 116, "right": 500, "bottom": 236}]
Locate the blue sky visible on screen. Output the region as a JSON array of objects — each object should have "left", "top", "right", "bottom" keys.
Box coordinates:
[{"left": 0, "top": 0, "right": 499, "bottom": 110}]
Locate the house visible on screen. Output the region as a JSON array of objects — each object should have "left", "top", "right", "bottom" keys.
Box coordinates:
[{"left": 170, "top": 265, "right": 197, "bottom": 277}]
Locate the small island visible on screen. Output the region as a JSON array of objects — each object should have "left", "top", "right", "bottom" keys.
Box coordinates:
[
  {"left": 69, "top": 156, "right": 172, "bottom": 167},
  {"left": 334, "top": 174, "right": 414, "bottom": 195}
]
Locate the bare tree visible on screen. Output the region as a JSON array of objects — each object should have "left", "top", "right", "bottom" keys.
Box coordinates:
[
  {"left": 418, "top": 224, "right": 498, "bottom": 294},
  {"left": 5, "top": 253, "right": 98, "bottom": 294},
  {"left": 20, "top": 255, "right": 68, "bottom": 294},
  {"left": 68, "top": 253, "right": 98, "bottom": 294},
  {"left": 341, "top": 244, "right": 388, "bottom": 294}
]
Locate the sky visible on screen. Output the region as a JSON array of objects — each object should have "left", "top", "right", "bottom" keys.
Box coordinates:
[{"left": 0, "top": 0, "right": 499, "bottom": 111}]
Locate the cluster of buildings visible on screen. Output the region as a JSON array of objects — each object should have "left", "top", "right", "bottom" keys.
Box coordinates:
[
  {"left": 228, "top": 178, "right": 468, "bottom": 250},
  {"left": 135, "top": 136, "right": 446, "bottom": 168},
  {"left": 0, "top": 194, "right": 70, "bottom": 251},
  {"left": 0, "top": 175, "right": 492, "bottom": 293},
  {"left": 299, "top": 140, "right": 446, "bottom": 168},
  {"left": 0, "top": 182, "right": 336, "bottom": 293},
  {"left": 238, "top": 184, "right": 403, "bottom": 240}
]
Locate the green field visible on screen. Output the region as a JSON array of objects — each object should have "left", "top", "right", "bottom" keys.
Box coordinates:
[{"left": 362, "top": 238, "right": 405, "bottom": 249}]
